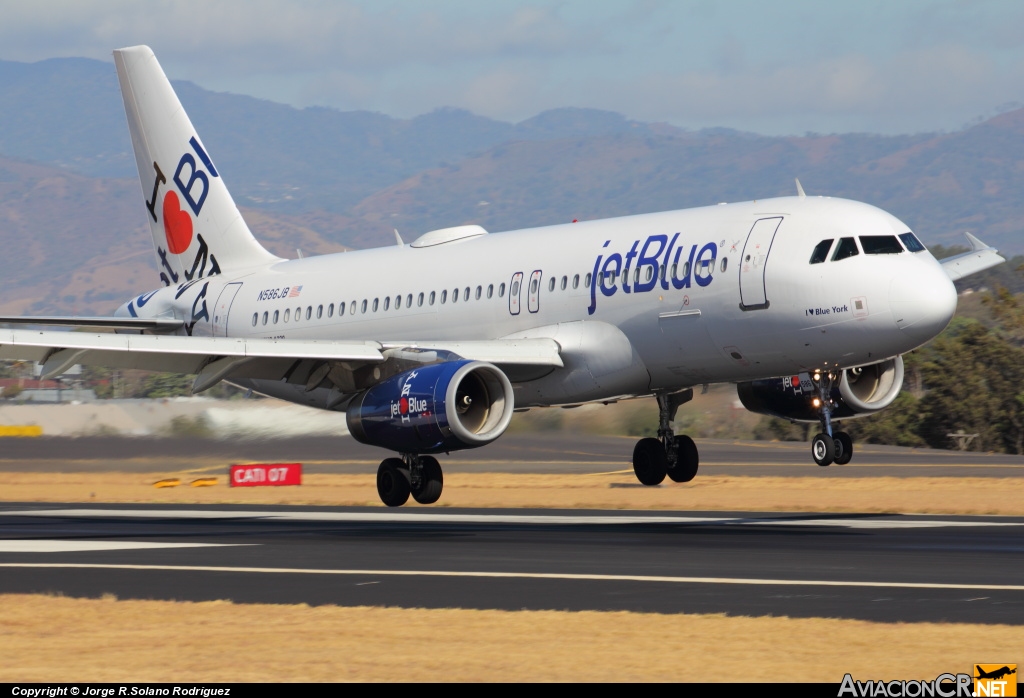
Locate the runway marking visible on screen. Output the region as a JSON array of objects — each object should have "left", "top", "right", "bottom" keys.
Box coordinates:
[
  {"left": 1, "top": 562, "right": 1022, "bottom": 592},
  {"left": 0, "top": 540, "right": 252, "bottom": 553},
  {"left": 3, "top": 508, "right": 1023, "bottom": 529}
]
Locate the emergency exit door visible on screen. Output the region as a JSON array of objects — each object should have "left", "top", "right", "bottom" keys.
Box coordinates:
[{"left": 212, "top": 282, "right": 243, "bottom": 336}]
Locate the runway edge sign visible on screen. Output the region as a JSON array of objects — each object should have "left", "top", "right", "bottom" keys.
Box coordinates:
[{"left": 230, "top": 463, "right": 302, "bottom": 487}]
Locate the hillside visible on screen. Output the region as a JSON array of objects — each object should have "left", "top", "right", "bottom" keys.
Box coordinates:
[{"left": 1, "top": 55, "right": 1024, "bottom": 315}]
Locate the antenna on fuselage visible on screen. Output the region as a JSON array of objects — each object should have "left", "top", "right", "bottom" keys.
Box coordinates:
[
  {"left": 795, "top": 178, "right": 806, "bottom": 198},
  {"left": 394, "top": 229, "right": 404, "bottom": 246}
]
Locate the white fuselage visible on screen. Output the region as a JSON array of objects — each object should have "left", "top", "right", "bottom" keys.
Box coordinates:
[{"left": 119, "top": 195, "right": 958, "bottom": 409}]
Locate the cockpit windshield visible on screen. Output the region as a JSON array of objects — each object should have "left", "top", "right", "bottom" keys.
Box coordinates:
[
  {"left": 832, "top": 237, "right": 859, "bottom": 261},
  {"left": 809, "top": 239, "right": 834, "bottom": 264},
  {"left": 899, "top": 232, "right": 926, "bottom": 252},
  {"left": 860, "top": 235, "right": 904, "bottom": 255}
]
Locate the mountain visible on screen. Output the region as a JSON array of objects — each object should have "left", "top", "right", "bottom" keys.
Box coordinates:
[{"left": 1, "top": 55, "right": 1023, "bottom": 315}]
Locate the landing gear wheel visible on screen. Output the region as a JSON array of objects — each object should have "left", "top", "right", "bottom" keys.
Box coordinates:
[
  {"left": 667, "top": 435, "right": 699, "bottom": 483},
  {"left": 633, "top": 437, "right": 667, "bottom": 486},
  {"left": 377, "top": 458, "right": 410, "bottom": 507},
  {"left": 833, "top": 431, "right": 853, "bottom": 465},
  {"left": 812, "top": 433, "right": 835, "bottom": 467},
  {"left": 411, "top": 455, "right": 444, "bottom": 505}
]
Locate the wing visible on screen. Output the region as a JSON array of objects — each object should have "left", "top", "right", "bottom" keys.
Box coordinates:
[
  {"left": 0, "top": 316, "right": 183, "bottom": 331},
  {"left": 940, "top": 232, "right": 1006, "bottom": 281},
  {"left": 0, "top": 328, "right": 562, "bottom": 394}
]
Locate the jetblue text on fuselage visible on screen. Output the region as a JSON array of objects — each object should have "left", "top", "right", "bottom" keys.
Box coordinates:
[{"left": 588, "top": 234, "right": 717, "bottom": 315}]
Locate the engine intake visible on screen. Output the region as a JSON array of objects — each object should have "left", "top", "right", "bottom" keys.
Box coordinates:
[
  {"left": 346, "top": 360, "right": 514, "bottom": 453},
  {"left": 737, "top": 356, "right": 904, "bottom": 422}
]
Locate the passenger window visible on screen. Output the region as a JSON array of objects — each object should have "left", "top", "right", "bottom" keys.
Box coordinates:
[
  {"left": 465, "top": 286, "right": 470, "bottom": 300},
  {"left": 809, "top": 239, "right": 834, "bottom": 264},
  {"left": 511, "top": 281, "right": 520, "bottom": 296},
  {"left": 487, "top": 284, "right": 493, "bottom": 299},
  {"left": 572, "top": 274, "right": 579, "bottom": 289},
  {"left": 585, "top": 273, "right": 591, "bottom": 288},
  {"left": 317, "top": 304, "right": 323, "bottom": 318},
  {"left": 548, "top": 277, "right": 556, "bottom": 292},
  {"left": 395, "top": 296, "right": 401, "bottom": 310},
  {"left": 634, "top": 268, "right": 640, "bottom": 283},
  {"left": 860, "top": 235, "right": 904, "bottom": 255},
  {"left": 720, "top": 258, "right": 728, "bottom": 273},
  {"left": 372, "top": 298, "right": 379, "bottom": 312},
  {"left": 252, "top": 313, "right": 257, "bottom": 327},
  {"left": 350, "top": 301, "right": 356, "bottom": 315},
  {"left": 261, "top": 311, "right": 268, "bottom": 326},
  {"left": 475, "top": 286, "right": 482, "bottom": 300},
  {"left": 273, "top": 310, "right": 279, "bottom": 324},
  {"left": 383, "top": 297, "right": 390, "bottom": 311},
  {"left": 499, "top": 283, "right": 506, "bottom": 297},
  {"left": 453, "top": 288, "right": 459, "bottom": 303},
  {"left": 429, "top": 291, "right": 436, "bottom": 305},
  {"left": 295, "top": 306, "right": 301, "bottom": 320},
  {"left": 406, "top": 293, "right": 412, "bottom": 307},
  {"left": 327, "top": 303, "right": 334, "bottom": 318},
  {"left": 832, "top": 237, "right": 859, "bottom": 261},
  {"left": 417, "top": 293, "right": 424, "bottom": 307},
  {"left": 361, "top": 300, "right": 367, "bottom": 313},
  {"left": 561, "top": 275, "right": 567, "bottom": 290},
  {"left": 284, "top": 309, "right": 291, "bottom": 323},
  {"left": 441, "top": 290, "right": 447, "bottom": 304},
  {"left": 899, "top": 232, "right": 926, "bottom": 252},
  {"left": 339, "top": 302, "right": 346, "bottom": 316}
]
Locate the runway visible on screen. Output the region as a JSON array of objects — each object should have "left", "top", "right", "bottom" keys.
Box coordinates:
[
  {"left": 1, "top": 503, "right": 1022, "bottom": 624},
  {"left": 2, "top": 433, "right": 1024, "bottom": 477}
]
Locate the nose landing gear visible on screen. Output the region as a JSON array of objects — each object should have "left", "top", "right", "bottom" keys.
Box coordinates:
[
  {"left": 376, "top": 453, "right": 445, "bottom": 507},
  {"left": 809, "top": 370, "right": 854, "bottom": 467},
  {"left": 632, "top": 389, "right": 699, "bottom": 485}
]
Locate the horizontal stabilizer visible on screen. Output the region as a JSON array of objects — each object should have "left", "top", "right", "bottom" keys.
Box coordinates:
[
  {"left": 940, "top": 232, "right": 1006, "bottom": 281},
  {"left": 0, "top": 316, "right": 184, "bottom": 331}
]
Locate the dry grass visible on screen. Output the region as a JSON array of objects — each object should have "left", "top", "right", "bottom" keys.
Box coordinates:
[
  {"left": 2, "top": 471, "right": 1024, "bottom": 515},
  {"left": 1, "top": 594, "right": 1020, "bottom": 682}
]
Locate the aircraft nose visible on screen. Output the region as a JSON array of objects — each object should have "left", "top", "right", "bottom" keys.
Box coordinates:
[{"left": 889, "top": 265, "right": 957, "bottom": 345}]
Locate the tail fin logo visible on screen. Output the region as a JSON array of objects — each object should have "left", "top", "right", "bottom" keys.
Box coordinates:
[{"left": 162, "top": 190, "right": 193, "bottom": 254}]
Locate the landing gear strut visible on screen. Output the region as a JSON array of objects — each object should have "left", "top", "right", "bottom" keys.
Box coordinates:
[
  {"left": 375, "top": 454, "right": 445, "bottom": 507},
  {"left": 809, "top": 370, "right": 853, "bottom": 466},
  {"left": 632, "top": 389, "right": 700, "bottom": 486}
]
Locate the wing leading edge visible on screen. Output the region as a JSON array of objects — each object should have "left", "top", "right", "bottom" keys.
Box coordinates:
[{"left": 940, "top": 232, "right": 1006, "bottom": 281}]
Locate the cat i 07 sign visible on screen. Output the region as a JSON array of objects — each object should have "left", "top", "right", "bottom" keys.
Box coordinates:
[{"left": 230, "top": 463, "right": 302, "bottom": 487}]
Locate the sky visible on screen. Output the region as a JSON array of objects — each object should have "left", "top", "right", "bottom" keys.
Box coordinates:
[{"left": 2, "top": 0, "right": 1023, "bottom": 135}]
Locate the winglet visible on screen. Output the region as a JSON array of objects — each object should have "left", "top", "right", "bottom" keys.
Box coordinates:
[
  {"left": 964, "top": 231, "right": 995, "bottom": 252},
  {"left": 795, "top": 178, "right": 806, "bottom": 198},
  {"left": 940, "top": 232, "right": 1005, "bottom": 281},
  {"left": 394, "top": 229, "right": 404, "bottom": 246}
]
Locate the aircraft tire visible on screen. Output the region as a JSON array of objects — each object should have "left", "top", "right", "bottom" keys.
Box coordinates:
[
  {"left": 633, "top": 437, "right": 667, "bottom": 486},
  {"left": 833, "top": 431, "right": 853, "bottom": 465},
  {"left": 411, "top": 455, "right": 444, "bottom": 505},
  {"left": 812, "top": 433, "right": 835, "bottom": 467},
  {"left": 667, "top": 435, "right": 699, "bottom": 483},
  {"left": 377, "top": 458, "right": 411, "bottom": 507}
]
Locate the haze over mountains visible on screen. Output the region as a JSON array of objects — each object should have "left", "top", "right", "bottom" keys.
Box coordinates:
[{"left": 1, "top": 55, "right": 1023, "bottom": 315}]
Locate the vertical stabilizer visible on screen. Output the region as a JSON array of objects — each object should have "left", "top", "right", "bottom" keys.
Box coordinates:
[{"left": 113, "top": 46, "right": 280, "bottom": 287}]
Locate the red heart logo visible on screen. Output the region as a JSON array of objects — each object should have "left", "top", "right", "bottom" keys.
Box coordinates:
[{"left": 162, "top": 190, "right": 193, "bottom": 254}]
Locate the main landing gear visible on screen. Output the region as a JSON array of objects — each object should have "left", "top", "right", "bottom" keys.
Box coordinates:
[
  {"left": 632, "top": 389, "right": 700, "bottom": 486},
  {"left": 376, "top": 454, "right": 444, "bottom": 507},
  {"left": 808, "top": 370, "right": 854, "bottom": 467}
]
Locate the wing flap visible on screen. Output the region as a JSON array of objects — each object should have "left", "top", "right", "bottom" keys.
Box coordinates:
[
  {"left": 0, "top": 330, "right": 384, "bottom": 377},
  {"left": 380, "top": 338, "right": 563, "bottom": 367}
]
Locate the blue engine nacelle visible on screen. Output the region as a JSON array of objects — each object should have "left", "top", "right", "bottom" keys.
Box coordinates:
[
  {"left": 736, "top": 356, "right": 904, "bottom": 422},
  {"left": 346, "top": 360, "right": 515, "bottom": 454}
]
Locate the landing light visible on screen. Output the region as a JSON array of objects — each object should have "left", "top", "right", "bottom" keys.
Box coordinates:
[{"left": 812, "top": 398, "right": 822, "bottom": 408}]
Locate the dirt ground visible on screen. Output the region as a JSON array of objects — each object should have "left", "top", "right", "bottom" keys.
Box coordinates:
[
  {"left": 1, "top": 594, "right": 1019, "bottom": 682},
  {"left": 2, "top": 470, "right": 1023, "bottom": 515}
]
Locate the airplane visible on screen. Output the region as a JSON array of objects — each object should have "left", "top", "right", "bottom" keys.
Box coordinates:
[
  {"left": 0, "top": 46, "right": 1007, "bottom": 507},
  {"left": 975, "top": 666, "right": 1016, "bottom": 681}
]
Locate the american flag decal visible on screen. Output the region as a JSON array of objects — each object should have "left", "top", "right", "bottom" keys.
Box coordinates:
[{"left": 288, "top": 285, "right": 303, "bottom": 298}]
